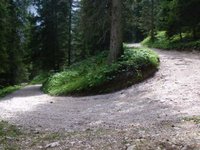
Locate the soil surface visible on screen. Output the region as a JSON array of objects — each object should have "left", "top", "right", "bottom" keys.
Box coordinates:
[{"left": 0, "top": 44, "right": 200, "bottom": 149}]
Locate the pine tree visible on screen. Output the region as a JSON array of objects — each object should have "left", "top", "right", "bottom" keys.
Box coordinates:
[
  {"left": 0, "top": 0, "right": 8, "bottom": 74},
  {"left": 35, "top": 0, "right": 73, "bottom": 71},
  {"left": 108, "top": 0, "right": 123, "bottom": 63},
  {"left": 0, "top": 0, "right": 30, "bottom": 86},
  {"left": 79, "top": 0, "right": 111, "bottom": 57}
]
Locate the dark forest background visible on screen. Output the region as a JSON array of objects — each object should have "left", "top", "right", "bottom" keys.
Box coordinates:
[{"left": 0, "top": 0, "right": 199, "bottom": 88}]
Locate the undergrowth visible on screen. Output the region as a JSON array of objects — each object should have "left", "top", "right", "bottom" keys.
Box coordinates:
[
  {"left": 43, "top": 47, "right": 159, "bottom": 96},
  {"left": 0, "top": 121, "right": 21, "bottom": 149},
  {"left": 142, "top": 31, "right": 200, "bottom": 50},
  {"left": 30, "top": 72, "right": 51, "bottom": 85},
  {"left": 0, "top": 85, "right": 21, "bottom": 98}
]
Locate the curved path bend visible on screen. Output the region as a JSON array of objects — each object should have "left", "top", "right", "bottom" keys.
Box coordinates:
[{"left": 0, "top": 45, "right": 200, "bottom": 134}]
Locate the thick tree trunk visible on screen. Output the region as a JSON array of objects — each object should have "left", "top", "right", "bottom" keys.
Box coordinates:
[
  {"left": 108, "top": 0, "right": 123, "bottom": 64},
  {"left": 179, "top": 29, "right": 183, "bottom": 41},
  {"left": 68, "top": 0, "right": 72, "bottom": 66},
  {"left": 150, "top": 0, "right": 155, "bottom": 41},
  {"left": 179, "top": 32, "right": 183, "bottom": 41},
  {"left": 192, "top": 26, "right": 197, "bottom": 40}
]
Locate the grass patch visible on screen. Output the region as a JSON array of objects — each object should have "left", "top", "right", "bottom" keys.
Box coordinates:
[
  {"left": 142, "top": 31, "right": 200, "bottom": 50},
  {"left": 43, "top": 47, "right": 159, "bottom": 96},
  {"left": 0, "top": 121, "right": 22, "bottom": 149},
  {"left": 0, "top": 85, "right": 21, "bottom": 98},
  {"left": 0, "top": 121, "right": 62, "bottom": 149},
  {"left": 0, "top": 121, "right": 198, "bottom": 149}
]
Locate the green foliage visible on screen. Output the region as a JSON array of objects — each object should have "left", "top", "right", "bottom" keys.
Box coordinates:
[
  {"left": 0, "top": 0, "right": 30, "bottom": 87},
  {"left": 0, "top": 86, "right": 21, "bottom": 98},
  {"left": 142, "top": 31, "right": 200, "bottom": 50},
  {"left": 43, "top": 48, "right": 159, "bottom": 96},
  {"left": 30, "top": 73, "right": 51, "bottom": 85},
  {"left": 142, "top": 31, "right": 170, "bottom": 49},
  {"left": 1, "top": 0, "right": 199, "bottom": 89},
  {"left": 77, "top": 0, "right": 110, "bottom": 57},
  {"left": 34, "top": 0, "right": 71, "bottom": 71},
  {"left": 0, "top": 0, "right": 9, "bottom": 74},
  {"left": 158, "top": 0, "right": 200, "bottom": 39}
]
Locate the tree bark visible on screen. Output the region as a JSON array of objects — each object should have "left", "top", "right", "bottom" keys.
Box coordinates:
[
  {"left": 150, "top": 0, "right": 155, "bottom": 41},
  {"left": 179, "top": 29, "right": 183, "bottom": 41},
  {"left": 108, "top": 0, "right": 123, "bottom": 64},
  {"left": 68, "top": 0, "right": 72, "bottom": 66},
  {"left": 192, "top": 26, "right": 197, "bottom": 40}
]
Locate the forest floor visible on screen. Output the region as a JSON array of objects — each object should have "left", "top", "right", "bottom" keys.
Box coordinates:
[{"left": 0, "top": 44, "right": 200, "bottom": 149}]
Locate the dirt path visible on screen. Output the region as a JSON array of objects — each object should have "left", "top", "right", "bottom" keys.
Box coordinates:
[{"left": 0, "top": 45, "right": 200, "bottom": 149}]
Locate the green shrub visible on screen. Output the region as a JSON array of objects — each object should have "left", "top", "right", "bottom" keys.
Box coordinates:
[
  {"left": 142, "top": 31, "right": 200, "bottom": 50},
  {"left": 43, "top": 47, "right": 159, "bottom": 96},
  {"left": 30, "top": 72, "right": 51, "bottom": 85},
  {"left": 0, "top": 85, "right": 21, "bottom": 98}
]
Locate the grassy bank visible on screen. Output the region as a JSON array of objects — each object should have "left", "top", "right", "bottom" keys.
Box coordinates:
[
  {"left": 142, "top": 31, "right": 200, "bottom": 50},
  {"left": 30, "top": 72, "right": 51, "bottom": 85},
  {"left": 0, "top": 85, "right": 21, "bottom": 98},
  {"left": 43, "top": 47, "right": 159, "bottom": 96}
]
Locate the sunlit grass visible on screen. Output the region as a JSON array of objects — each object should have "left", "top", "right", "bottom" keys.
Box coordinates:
[
  {"left": 43, "top": 47, "right": 159, "bottom": 96},
  {"left": 142, "top": 31, "right": 200, "bottom": 50}
]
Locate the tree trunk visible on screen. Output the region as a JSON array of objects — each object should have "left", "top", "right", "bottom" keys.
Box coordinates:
[
  {"left": 68, "top": 0, "right": 72, "bottom": 66},
  {"left": 179, "top": 28, "right": 183, "bottom": 41},
  {"left": 192, "top": 26, "right": 197, "bottom": 40},
  {"left": 150, "top": 0, "right": 155, "bottom": 41},
  {"left": 108, "top": 0, "right": 123, "bottom": 64}
]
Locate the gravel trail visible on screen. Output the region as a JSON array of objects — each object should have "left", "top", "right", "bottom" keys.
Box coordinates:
[{"left": 0, "top": 45, "right": 200, "bottom": 148}]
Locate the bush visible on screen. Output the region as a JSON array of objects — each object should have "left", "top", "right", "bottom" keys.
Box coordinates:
[
  {"left": 142, "top": 31, "right": 200, "bottom": 50},
  {"left": 0, "top": 85, "right": 21, "bottom": 98},
  {"left": 43, "top": 47, "right": 159, "bottom": 96},
  {"left": 30, "top": 72, "right": 51, "bottom": 85}
]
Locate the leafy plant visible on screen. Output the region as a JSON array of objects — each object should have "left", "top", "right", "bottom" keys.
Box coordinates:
[
  {"left": 0, "top": 85, "right": 21, "bottom": 98},
  {"left": 142, "top": 31, "right": 200, "bottom": 50},
  {"left": 43, "top": 47, "right": 159, "bottom": 96},
  {"left": 30, "top": 72, "right": 51, "bottom": 85}
]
